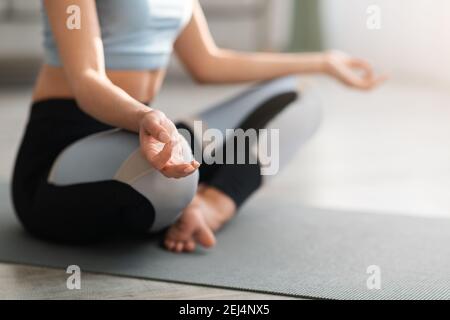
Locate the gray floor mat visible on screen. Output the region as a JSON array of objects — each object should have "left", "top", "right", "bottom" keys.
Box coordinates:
[{"left": 1, "top": 182, "right": 450, "bottom": 300}]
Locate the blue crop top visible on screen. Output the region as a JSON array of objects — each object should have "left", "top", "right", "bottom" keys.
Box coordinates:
[{"left": 42, "top": 0, "right": 193, "bottom": 70}]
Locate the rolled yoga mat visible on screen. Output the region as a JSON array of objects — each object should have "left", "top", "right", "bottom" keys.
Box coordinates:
[{"left": 1, "top": 181, "right": 450, "bottom": 300}]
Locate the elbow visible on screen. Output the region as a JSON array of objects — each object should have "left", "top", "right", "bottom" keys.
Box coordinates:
[
  {"left": 187, "top": 50, "right": 226, "bottom": 84},
  {"left": 189, "top": 62, "right": 217, "bottom": 84},
  {"left": 191, "top": 66, "right": 231, "bottom": 85},
  {"left": 191, "top": 71, "right": 214, "bottom": 85}
]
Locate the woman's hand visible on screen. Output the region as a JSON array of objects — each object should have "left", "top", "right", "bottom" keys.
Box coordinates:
[
  {"left": 324, "top": 50, "right": 387, "bottom": 90},
  {"left": 139, "top": 110, "right": 200, "bottom": 178}
]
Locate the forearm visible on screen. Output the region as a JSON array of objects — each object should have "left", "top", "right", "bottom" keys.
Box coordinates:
[
  {"left": 198, "top": 49, "right": 329, "bottom": 84},
  {"left": 72, "top": 70, "right": 150, "bottom": 132}
]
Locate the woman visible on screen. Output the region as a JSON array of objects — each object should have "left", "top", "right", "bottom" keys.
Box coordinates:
[{"left": 12, "top": 0, "right": 384, "bottom": 253}]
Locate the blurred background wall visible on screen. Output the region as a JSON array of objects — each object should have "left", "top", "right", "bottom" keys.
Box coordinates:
[
  {"left": 320, "top": 0, "right": 450, "bottom": 86},
  {"left": 0, "top": 0, "right": 42, "bottom": 85}
]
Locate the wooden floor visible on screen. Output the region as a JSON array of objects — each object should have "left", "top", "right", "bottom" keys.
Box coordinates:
[
  {"left": 0, "top": 263, "right": 294, "bottom": 300},
  {"left": 1, "top": 77, "right": 449, "bottom": 299}
]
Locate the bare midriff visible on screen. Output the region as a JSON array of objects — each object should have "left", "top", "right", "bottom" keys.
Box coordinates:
[{"left": 32, "top": 65, "right": 167, "bottom": 104}]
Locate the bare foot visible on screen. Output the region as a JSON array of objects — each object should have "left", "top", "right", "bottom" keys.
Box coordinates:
[{"left": 164, "top": 186, "right": 236, "bottom": 253}]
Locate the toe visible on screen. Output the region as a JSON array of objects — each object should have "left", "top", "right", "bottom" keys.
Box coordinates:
[
  {"left": 175, "top": 242, "right": 184, "bottom": 253},
  {"left": 164, "top": 239, "right": 175, "bottom": 251},
  {"left": 194, "top": 221, "right": 216, "bottom": 248},
  {"left": 184, "top": 240, "right": 196, "bottom": 252}
]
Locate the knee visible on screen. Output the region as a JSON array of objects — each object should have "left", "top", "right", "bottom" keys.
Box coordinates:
[
  {"left": 262, "top": 77, "right": 322, "bottom": 137},
  {"left": 134, "top": 169, "right": 199, "bottom": 233},
  {"left": 272, "top": 88, "right": 322, "bottom": 138},
  {"left": 117, "top": 133, "right": 199, "bottom": 233}
]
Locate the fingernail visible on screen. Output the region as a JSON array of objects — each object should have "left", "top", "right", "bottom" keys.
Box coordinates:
[{"left": 158, "top": 132, "right": 171, "bottom": 143}]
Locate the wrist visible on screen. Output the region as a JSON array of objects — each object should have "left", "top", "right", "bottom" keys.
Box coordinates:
[
  {"left": 320, "top": 51, "right": 334, "bottom": 74},
  {"left": 293, "top": 52, "right": 331, "bottom": 74},
  {"left": 135, "top": 105, "right": 153, "bottom": 131}
]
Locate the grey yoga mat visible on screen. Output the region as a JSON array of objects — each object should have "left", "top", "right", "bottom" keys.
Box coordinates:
[{"left": 1, "top": 182, "right": 450, "bottom": 300}]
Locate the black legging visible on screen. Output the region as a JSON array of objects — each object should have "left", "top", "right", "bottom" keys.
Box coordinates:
[{"left": 11, "top": 77, "right": 320, "bottom": 243}]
